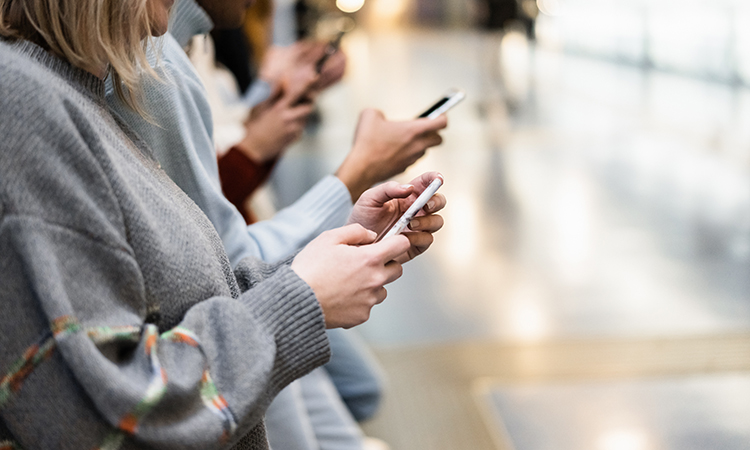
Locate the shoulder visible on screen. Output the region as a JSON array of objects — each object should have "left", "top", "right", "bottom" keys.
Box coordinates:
[
  {"left": 0, "top": 42, "right": 123, "bottom": 235},
  {"left": 0, "top": 41, "right": 65, "bottom": 122},
  {"left": 144, "top": 34, "right": 208, "bottom": 106},
  {"left": 107, "top": 33, "right": 211, "bottom": 134}
]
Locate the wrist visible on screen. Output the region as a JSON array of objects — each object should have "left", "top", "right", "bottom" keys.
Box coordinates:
[
  {"left": 336, "top": 151, "right": 372, "bottom": 202},
  {"left": 235, "top": 133, "right": 273, "bottom": 164}
]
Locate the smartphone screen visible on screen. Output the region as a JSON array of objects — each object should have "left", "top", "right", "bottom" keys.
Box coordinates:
[
  {"left": 418, "top": 97, "right": 451, "bottom": 118},
  {"left": 316, "top": 31, "right": 345, "bottom": 73},
  {"left": 377, "top": 177, "right": 443, "bottom": 241},
  {"left": 417, "top": 89, "right": 465, "bottom": 119}
]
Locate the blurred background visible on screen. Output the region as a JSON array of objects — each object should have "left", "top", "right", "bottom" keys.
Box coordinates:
[{"left": 254, "top": 0, "right": 750, "bottom": 448}]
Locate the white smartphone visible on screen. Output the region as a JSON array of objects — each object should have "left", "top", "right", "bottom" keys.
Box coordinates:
[
  {"left": 417, "top": 88, "right": 465, "bottom": 119},
  {"left": 378, "top": 177, "right": 443, "bottom": 241}
]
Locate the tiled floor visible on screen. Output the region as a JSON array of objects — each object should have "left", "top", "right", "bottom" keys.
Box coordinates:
[{"left": 266, "top": 22, "right": 750, "bottom": 450}]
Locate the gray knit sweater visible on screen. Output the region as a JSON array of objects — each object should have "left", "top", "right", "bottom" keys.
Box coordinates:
[{"left": 0, "top": 39, "right": 329, "bottom": 450}]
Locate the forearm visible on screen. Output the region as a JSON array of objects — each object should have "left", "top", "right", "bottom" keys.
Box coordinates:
[
  {"left": 335, "top": 152, "right": 376, "bottom": 202},
  {"left": 0, "top": 219, "right": 329, "bottom": 450},
  {"left": 237, "top": 175, "right": 353, "bottom": 264}
]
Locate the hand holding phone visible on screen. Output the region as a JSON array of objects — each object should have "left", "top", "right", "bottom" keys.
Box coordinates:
[
  {"left": 316, "top": 31, "right": 345, "bottom": 74},
  {"left": 378, "top": 177, "right": 443, "bottom": 241},
  {"left": 418, "top": 88, "right": 465, "bottom": 119}
]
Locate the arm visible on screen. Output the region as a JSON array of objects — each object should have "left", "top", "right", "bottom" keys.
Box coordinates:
[{"left": 0, "top": 214, "right": 327, "bottom": 450}]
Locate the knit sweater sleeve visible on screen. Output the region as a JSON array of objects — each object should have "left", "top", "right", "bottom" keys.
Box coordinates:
[
  {"left": 0, "top": 216, "right": 328, "bottom": 448},
  {"left": 0, "top": 214, "right": 328, "bottom": 450},
  {"left": 1, "top": 45, "right": 329, "bottom": 450}
]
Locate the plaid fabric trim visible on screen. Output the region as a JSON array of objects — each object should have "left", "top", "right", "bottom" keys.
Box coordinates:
[
  {"left": 163, "top": 327, "right": 238, "bottom": 442},
  {"left": 0, "top": 316, "right": 79, "bottom": 408}
]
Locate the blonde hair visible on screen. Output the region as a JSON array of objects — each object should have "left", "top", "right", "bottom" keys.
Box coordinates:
[{"left": 0, "top": 0, "right": 158, "bottom": 115}]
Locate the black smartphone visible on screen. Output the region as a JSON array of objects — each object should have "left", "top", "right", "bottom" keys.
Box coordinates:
[
  {"left": 315, "top": 31, "right": 346, "bottom": 74},
  {"left": 417, "top": 88, "right": 466, "bottom": 119}
]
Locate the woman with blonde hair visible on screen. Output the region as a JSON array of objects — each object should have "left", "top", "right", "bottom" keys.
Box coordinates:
[{"left": 0, "top": 1, "right": 445, "bottom": 449}]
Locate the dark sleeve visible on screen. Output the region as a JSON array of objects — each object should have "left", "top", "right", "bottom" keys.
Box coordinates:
[{"left": 218, "top": 146, "right": 278, "bottom": 224}]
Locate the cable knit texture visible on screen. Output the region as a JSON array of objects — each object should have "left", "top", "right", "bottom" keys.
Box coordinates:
[{"left": 0, "top": 38, "right": 329, "bottom": 450}]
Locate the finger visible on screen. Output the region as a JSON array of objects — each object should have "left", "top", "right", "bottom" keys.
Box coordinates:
[
  {"left": 382, "top": 260, "right": 404, "bottom": 285},
  {"left": 288, "top": 103, "right": 315, "bottom": 121},
  {"left": 374, "top": 286, "right": 388, "bottom": 305},
  {"left": 411, "top": 114, "right": 448, "bottom": 133},
  {"left": 409, "top": 172, "right": 444, "bottom": 193},
  {"left": 362, "top": 181, "right": 415, "bottom": 207},
  {"left": 329, "top": 223, "right": 377, "bottom": 245},
  {"left": 408, "top": 214, "right": 444, "bottom": 233},
  {"left": 422, "top": 193, "right": 446, "bottom": 214},
  {"left": 359, "top": 108, "right": 386, "bottom": 123},
  {"left": 418, "top": 132, "right": 443, "bottom": 149},
  {"left": 371, "top": 234, "right": 411, "bottom": 262},
  {"left": 267, "top": 82, "right": 284, "bottom": 104},
  {"left": 403, "top": 230, "right": 434, "bottom": 251}
]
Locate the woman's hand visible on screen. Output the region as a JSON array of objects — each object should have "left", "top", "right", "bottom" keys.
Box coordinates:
[
  {"left": 292, "top": 224, "right": 411, "bottom": 328},
  {"left": 336, "top": 110, "right": 447, "bottom": 201},
  {"left": 347, "top": 172, "right": 446, "bottom": 264}
]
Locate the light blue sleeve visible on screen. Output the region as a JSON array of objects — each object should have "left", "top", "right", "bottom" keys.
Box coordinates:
[{"left": 107, "top": 34, "right": 352, "bottom": 267}]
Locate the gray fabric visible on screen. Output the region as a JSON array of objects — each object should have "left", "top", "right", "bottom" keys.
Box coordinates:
[
  {"left": 265, "top": 368, "right": 364, "bottom": 450},
  {"left": 168, "top": 0, "right": 214, "bottom": 48},
  {"left": 0, "top": 39, "right": 329, "bottom": 450}
]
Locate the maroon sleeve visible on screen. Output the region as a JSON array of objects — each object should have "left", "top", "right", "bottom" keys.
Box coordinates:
[{"left": 217, "top": 146, "right": 278, "bottom": 224}]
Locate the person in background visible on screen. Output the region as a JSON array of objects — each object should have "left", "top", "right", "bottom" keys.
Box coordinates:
[
  {"left": 105, "top": 1, "right": 448, "bottom": 450},
  {"left": 0, "top": 0, "right": 447, "bottom": 449}
]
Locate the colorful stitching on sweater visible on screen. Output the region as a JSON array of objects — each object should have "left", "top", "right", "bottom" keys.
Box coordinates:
[
  {"left": 162, "top": 327, "right": 238, "bottom": 442},
  {"left": 200, "top": 369, "right": 237, "bottom": 443},
  {"left": 117, "top": 325, "right": 167, "bottom": 435},
  {"left": 87, "top": 326, "right": 141, "bottom": 345},
  {"left": 93, "top": 431, "right": 125, "bottom": 450},
  {"left": 161, "top": 326, "right": 200, "bottom": 347},
  {"left": 0, "top": 316, "right": 79, "bottom": 408}
]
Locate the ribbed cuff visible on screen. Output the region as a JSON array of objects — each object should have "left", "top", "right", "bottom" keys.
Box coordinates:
[
  {"left": 239, "top": 265, "right": 330, "bottom": 391},
  {"left": 280, "top": 175, "right": 353, "bottom": 232}
]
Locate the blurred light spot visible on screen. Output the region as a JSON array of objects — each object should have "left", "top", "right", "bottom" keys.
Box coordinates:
[
  {"left": 372, "top": 0, "right": 407, "bottom": 21},
  {"left": 336, "top": 0, "right": 365, "bottom": 13},
  {"left": 537, "top": 0, "right": 561, "bottom": 16},
  {"left": 442, "top": 193, "right": 479, "bottom": 266},
  {"left": 554, "top": 173, "right": 593, "bottom": 284},
  {"left": 500, "top": 31, "right": 531, "bottom": 103},
  {"left": 598, "top": 429, "right": 650, "bottom": 450},
  {"left": 510, "top": 303, "right": 548, "bottom": 342},
  {"left": 507, "top": 285, "right": 549, "bottom": 342}
]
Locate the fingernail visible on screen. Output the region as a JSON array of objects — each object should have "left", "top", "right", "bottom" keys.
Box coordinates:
[
  {"left": 368, "top": 230, "right": 377, "bottom": 239},
  {"left": 400, "top": 184, "right": 413, "bottom": 190},
  {"left": 409, "top": 218, "right": 420, "bottom": 229},
  {"left": 426, "top": 200, "right": 435, "bottom": 210}
]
